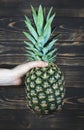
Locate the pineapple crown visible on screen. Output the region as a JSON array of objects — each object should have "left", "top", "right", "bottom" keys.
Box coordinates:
[{"left": 23, "top": 5, "right": 58, "bottom": 63}]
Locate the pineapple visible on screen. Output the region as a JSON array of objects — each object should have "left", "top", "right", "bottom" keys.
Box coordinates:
[{"left": 23, "top": 5, "right": 65, "bottom": 114}]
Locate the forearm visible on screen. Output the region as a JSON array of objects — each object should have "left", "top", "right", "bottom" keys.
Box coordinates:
[{"left": 0, "top": 69, "right": 13, "bottom": 85}]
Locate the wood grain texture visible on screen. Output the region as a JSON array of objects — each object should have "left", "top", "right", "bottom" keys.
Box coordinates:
[
  {"left": 0, "top": 41, "right": 84, "bottom": 66},
  {"left": 0, "top": 17, "right": 84, "bottom": 41},
  {"left": 0, "top": 85, "right": 84, "bottom": 109},
  {"left": 0, "top": 109, "right": 84, "bottom": 130},
  {"left": 0, "top": 0, "right": 84, "bottom": 130},
  {"left": 0, "top": 17, "right": 84, "bottom": 66},
  {"left": 0, "top": 0, "right": 84, "bottom": 17},
  {"left": 0, "top": 86, "right": 84, "bottom": 130}
]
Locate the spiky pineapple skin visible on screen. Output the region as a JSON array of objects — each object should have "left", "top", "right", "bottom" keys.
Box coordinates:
[{"left": 25, "top": 63, "right": 65, "bottom": 115}]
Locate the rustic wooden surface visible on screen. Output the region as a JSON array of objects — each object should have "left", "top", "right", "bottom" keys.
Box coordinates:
[{"left": 0, "top": 0, "right": 84, "bottom": 130}]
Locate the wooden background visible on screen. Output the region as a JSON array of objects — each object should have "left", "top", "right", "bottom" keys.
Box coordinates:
[{"left": 0, "top": 0, "right": 84, "bottom": 130}]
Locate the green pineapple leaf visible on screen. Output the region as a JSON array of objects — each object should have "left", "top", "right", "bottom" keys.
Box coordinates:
[
  {"left": 43, "top": 14, "right": 55, "bottom": 44},
  {"left": 26, "top": 46, "right": 43, "bottom": 56},
  {"left": 24, "top": 5, "right": 58, "bottom": 63},
  {"left": 47, "top": 7, "right": 53, "bottom": 21},
  {"left": 48, "top": 55, "right": 56, "bottom": 62},
  {"left": 25, "top": 17, "right": 38, "bottom": 41},
  {"left": 23, "top": 33, "right": 42, "bottom": 51},
  {"left": 47, "top": 48, "right": 58, "bottom": 57},
  {"left": 42, "top": 39, "right": 57, "bottom": 54},
  {"left": 24, "top": 41, "right": 34, "bottom": 47},
  {"left": 38, "top": 35, "right": 44, "bottom": 46},
  {"left": 26, "top": 50, "right": 42, "bottom": 61},
  {"left": 48, "top": 13, "right": 55, "bottom": 25},
  {"left": 31, "top": 5, "right": 37, "bottom": 27},
  {"left": 26, "top": 50, "right": 36, "bottom": 58},
  {"left": 31, "top": 5, "right": 43, "bottom": 36},
  {"left": 43, "top": 22, "right": 51, "bottom": 44},
  {"left": 37, "top": 5, "right": 44, "bottom": 35},
  {"left": 25, "top": 41, "right": 43, "bottom": 56},
  {"left": 23, "top": 32, "right": 36, "bottom": 45},
  {"left": 42, "top": 48, "right": 57, "bottom": 62},
  {"left": 24, "top": 15, "right": 31, "bottom": 24}
]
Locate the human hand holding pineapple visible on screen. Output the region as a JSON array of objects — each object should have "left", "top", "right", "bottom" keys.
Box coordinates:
[{"left": 0, "top": 61, "right": 48, "bottom": 86}]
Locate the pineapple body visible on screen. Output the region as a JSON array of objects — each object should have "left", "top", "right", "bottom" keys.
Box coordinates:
[{"left": 25, "top": 63, "right": 65, "bottom": 114}]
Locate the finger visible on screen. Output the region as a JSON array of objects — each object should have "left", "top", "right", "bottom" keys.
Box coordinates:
[
  {"left": 12, "top": 61, "right": 48, "bottom": 78},
  {"left": 29, "top": 61, "right": 48, "bottom": 68}
]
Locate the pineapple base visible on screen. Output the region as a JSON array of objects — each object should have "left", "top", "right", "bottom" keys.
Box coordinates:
[{"left": 25, "top": 63, "right": 65, "bottom": 115}]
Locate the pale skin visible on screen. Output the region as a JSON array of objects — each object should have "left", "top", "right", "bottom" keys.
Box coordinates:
[{"left": 0, "top": 61, "right": 48, "bottom": 86}]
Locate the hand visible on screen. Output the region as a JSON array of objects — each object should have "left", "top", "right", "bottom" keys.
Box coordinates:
[{"left": 0, "top": 61, "right": 48, "bottom": 86}]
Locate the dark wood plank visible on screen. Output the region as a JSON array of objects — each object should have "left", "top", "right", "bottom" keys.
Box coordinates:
[
  {"left": 0, "top": 86, "right": 84, "bottom": 109},
  {"left": 61, "top": 66, "right": 84, "bottom": 88},
  {"left": 0, "top": 86, "right": 27, "bottom": 109},
  {"left": 0, "top": 16, "right": 84, "bottom": 65},
  {"left": 24, "top": 0, "right": 84, "bottom": 9},
  {"left": 0, "top": 81, "right": 84, "bottom": 129},
  {"left": 0, "top": 0, "right": 84, "bottom": 17},
  {"left": 0, "top": 17, "right": 84, "bottom": 41},
  {"left": 0, "top": 86, "right": 84, "bottom": 130},
  {"left": 0, "top": 0, "right": 84, "bottom": 9},
  {"left": 0, "top": 41, "right": 84, "bottom": 66},
  {"left": 0, "top": 109, "right": 84, "bottom": 130}
]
